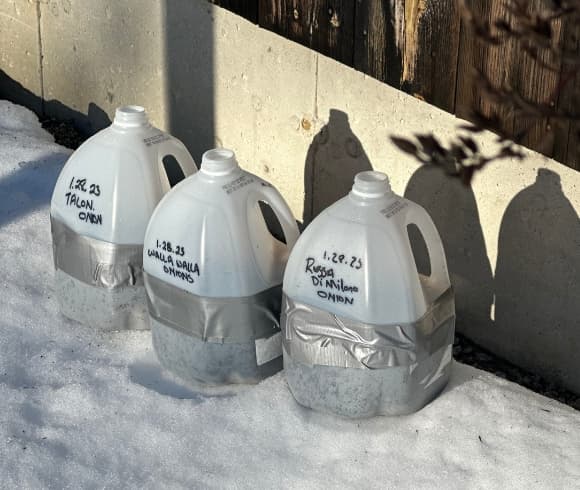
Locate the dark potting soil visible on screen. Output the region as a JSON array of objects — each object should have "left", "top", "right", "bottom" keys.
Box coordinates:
[
  {"left": 453, "top": 333, "right": 579, "bottom": 410},
  {"left": 42, "top": 118, "right": 580, "bottom": 412},
  {"left": 41, "top": 118, "right": 86, "bottom": 150}
]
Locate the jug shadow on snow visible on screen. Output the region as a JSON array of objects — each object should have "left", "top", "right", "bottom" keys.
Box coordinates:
[
  {"left": 494, "top": 169, "right": 580, "bottom": 388},
  {"left": 0, "top": 154, "right": 69, "bottom": 228},
  {"left": 128, "top": 353, "right": 239, "bottom": 402},
  {"left": 404, "top": 166, "right": 495, "bottom": 344},
  {"left": 16, "top": 402, "right": 70, "bottom": 459},
  {"left": 303, "top": 109, "right": 373, "bottom": 224},
  {"left": 0, "top": 71, "right": 111, "bottom": 227}
]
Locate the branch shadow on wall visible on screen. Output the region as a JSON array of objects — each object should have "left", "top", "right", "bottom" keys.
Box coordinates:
[
  {"left": 494, "top": 168, "right": 580, "bottom": 390},
  {"left": 303, "top": 109, "right": 373, "bottom": 225},
  {"left": 404, "top": 166, "right": 495, "bottom": 342}
]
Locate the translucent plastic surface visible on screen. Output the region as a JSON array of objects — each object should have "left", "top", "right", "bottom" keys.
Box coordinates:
[
  {"left": 51, "top": 106, "right": 197, "bottom": 245},
  {"left": 282, "top": 171, "right": 454, "bottom": 416},
  {"left": 144, "top": 149, "right": 300, "bottom": 384},
  {"left": 143, "top": 149, "right": 300, "bottom": 297},
  {"left": 283, "top": 172, "right": 450, "bottom": 324},
  {"left": 284, "top": 344, "right": 452, "bottom": 418},
  {"left": 55, "top": 269, "right": 149, "bottom": 331},
  {"left": 50, "top": 106, "right": 196, "bottom": 331},
  {"left": 152, "top": 319, "right": 282, "bottom": 385}
]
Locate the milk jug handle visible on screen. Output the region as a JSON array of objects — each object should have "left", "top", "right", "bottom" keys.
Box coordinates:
[
  {"left": 251, "top": 184, "right": 300, "bottom": 250},
  {"left": 157, "top": 137, "right": 198, "bottom": 177},
  {"left": 406, "top": 206, "right": 450, "bottom": 295}
]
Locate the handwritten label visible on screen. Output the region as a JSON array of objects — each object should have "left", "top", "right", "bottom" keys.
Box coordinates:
[
  {"left": 64, "top": 176, "right": 103, "bottom": 225},
  {"left": 381, "top": 200, "right": 408, "bottom": 219},
  {"left": 147, "top": 239, "right": 200, "bottom": 284},
  {"left": 322, "top": 250, "right": 362, "bottom": 270},
  {"left": 222, "top": 174, "right": 255, "bottom": 195},
  {"left": 304, "top": 252, "right": 362, "bottom": 306},
  {"left": 143, "top": 133, "right": 171, "bottom": 147}
]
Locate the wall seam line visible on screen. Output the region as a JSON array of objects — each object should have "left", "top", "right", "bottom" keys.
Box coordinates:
[
  {"left": 452, "top": 9, "right": 464, "bottom": 115},
  {"left": 35, "top": 0, "right": 45, "bottom": 116},
  {"left": 314, "top": 53, "right": 319, "bottom": 120},
  {"left": 306, "top": 53, "right": 320, "bottom": 223}
]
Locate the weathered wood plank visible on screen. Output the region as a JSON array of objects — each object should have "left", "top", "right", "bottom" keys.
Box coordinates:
[
  {"left": 455, "top": 0, "right": 518, "bottom": 136},
  {"left": 258, "top": 0, "right": 356, "bottom": 65},
  {"left": 213, "top": 0, "right": 579, "bottom": 171},
  {"left": 511, "top": 0, "right": 563, "bottom": 157},
  {"left": 353, "top": 0, "right": 402, "bottom": 86},
  {"left": 354, "top": 0, "right": 460, "bottom": 112},
  {"left": 455, "top": 0, "right": 572, "bottom": 161},
  {"left": 211, "top": 0, "right": 259, "bottom": 24},
  {"left": 565, "top": 71, "right": 580, "bottom": 169},
  {"left": 551, "top": 22, "right": 574, "bottom": 164},
  {"left": 557, "top": 23, "right": 580, "bottom": 170},
  {"left": 400, "top": 0, "right": 461, "bottom": 112}
]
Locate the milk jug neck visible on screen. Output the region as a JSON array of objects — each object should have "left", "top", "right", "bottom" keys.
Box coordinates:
[
  {"left": 349, "top": 171, "right": 393, "bottom": 202},
  {"left": 112, "top": 105, "right": 150, "bottom": 128},
  {"left": 200, "top": 148, "right": 240, "bottom": 177}
]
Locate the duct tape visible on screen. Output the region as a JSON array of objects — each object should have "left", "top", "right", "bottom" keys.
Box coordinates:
[
  {"left": 51, "top": 217, "right": 143, "bottom": 289},
  {"left": 281, "top": 288, "right": 455, "bottom": 369},
  {"left": 144, "top": 272, "right": 282, "bottom": 343}
]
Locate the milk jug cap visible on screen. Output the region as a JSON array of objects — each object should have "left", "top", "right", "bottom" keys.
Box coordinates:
[
  {"left": 350, "top": 171, "right": 392, "bottom": 199},
  {"left": 113, "top": 105, "right": 150, "bottom": 128},
  {"left": 201, "top": 148, "right": 239, "bottom": 176}
]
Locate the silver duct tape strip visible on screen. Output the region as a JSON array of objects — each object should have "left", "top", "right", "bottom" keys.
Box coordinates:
[
  {"left": 282, "top": 288, "right": 455, "bottom": 369},
  {"left": 51, "top": 217, "right": 144, "bottom": 289},
  {"left": 144, "top": 272, "right": 282, "bottom": 343}
]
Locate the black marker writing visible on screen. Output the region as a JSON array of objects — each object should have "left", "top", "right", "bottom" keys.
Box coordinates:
[
  {"left": 148, "top": 240, "right": 200, "bottom": 285},
  {"left": 305, "top": 257, "right": 335, "bottom": 279},
  {"left": 305, "top": 256, "right": 359, "bottom": 306},
  {"left": 65, "top": 176, "right": 103, "bottom": 226}
]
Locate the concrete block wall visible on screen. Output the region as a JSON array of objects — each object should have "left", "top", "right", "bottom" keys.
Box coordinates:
[
  {"left": 0, "top": 0, "right": 42, "bottom": 113},
  {"left": 40, "top": 0, "right": 168, "bottom": 133},
  {"left": 2, "top": 1, "right": 579, "bottom": 393}
]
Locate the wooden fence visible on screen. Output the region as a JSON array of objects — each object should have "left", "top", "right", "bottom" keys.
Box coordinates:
[{"left": 210, "top": 0, "right": 580, "bottom": 171}]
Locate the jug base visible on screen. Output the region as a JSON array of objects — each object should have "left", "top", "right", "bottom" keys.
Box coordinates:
[
  {"left": 151, "top": 318, "right": 282, "bottom": 385},
  {"left": 283, "top": 344, "right": 453, "bottom": 418},
  {"left": 55, "top": 269, "right": 149, "bottom": 331}
]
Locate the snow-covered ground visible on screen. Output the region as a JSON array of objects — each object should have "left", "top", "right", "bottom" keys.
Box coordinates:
[{"left": 0, "top": 100, "right": 578, "bottom": 489}]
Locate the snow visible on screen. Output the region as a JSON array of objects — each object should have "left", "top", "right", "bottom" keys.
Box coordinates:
[{"left": 1, "top": 100, "right": 579, "bottom": 489}]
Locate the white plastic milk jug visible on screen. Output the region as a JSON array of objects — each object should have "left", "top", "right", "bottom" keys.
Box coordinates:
[
  {"left": 50, "top": 105, "right": 197, "bottom": 330},
  {"left": 282, "top": 171, "right": 455, "bottom": 417},
  {"left": 143, "top": 148, "right": 300, "bottom": 385}
]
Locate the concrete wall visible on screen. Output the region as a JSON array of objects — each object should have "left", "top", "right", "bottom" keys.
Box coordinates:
[
  {"left": 0, "top": 0, "right": 42, "bottom": 113},
  {"left": 2, "top": 0, "right": 579, "bottom": 393}
]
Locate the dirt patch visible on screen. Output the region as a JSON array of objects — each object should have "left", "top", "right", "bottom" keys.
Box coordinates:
[{"left": 41, "top": 118, "right": 86, "bottom": 150}]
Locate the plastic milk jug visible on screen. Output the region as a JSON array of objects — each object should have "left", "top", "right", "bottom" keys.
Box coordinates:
[
  {"left": 282, "top": 171, "right": 455, "bottom": 417},
  {"left": 143, "top": 148, "right": 300, "bottom": 385},
  {"left": 50, "top": 106, "right": 197, "bottom": 330}
]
